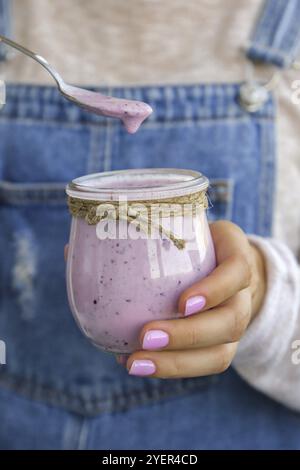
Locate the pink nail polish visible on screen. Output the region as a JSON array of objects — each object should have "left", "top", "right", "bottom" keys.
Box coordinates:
[
  {"left": 129, "top": 360, "right": 156, "bottom": 376},
  {"left": 142, "top": 330, "right": 169, "bottom": 350},
  {"left": 185, "top": 295, "right": 206, "bottom": 316}
]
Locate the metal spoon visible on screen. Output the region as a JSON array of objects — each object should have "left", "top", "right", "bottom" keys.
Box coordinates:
[{"left": 0, "top": 34, "right": 153, "bottom": 133}]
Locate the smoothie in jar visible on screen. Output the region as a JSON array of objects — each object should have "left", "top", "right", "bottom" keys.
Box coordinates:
[{"left": 66, "top": 169, "right": 216, "bottom": 353}]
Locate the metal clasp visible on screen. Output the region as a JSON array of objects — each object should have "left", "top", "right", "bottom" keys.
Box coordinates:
[{"left": 239, "top": 48, "right": 280, "bottom": 112}]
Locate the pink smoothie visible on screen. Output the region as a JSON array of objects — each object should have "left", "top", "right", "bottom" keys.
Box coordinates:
[{"left": 66, "top": 173, "right": 216, "bottom": 354}]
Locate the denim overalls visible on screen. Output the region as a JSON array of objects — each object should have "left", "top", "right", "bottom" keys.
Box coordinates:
[{"left": 0, "top": 0, "right": 300, "bottom": 450}]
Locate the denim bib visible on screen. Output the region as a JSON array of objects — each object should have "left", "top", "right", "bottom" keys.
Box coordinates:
[{"left": 0, "top": 0, "right": 300, "bottom": 450}]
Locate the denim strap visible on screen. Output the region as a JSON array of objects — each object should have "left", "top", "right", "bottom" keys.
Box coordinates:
[
  {"left": 247, "top": 0, "right": 300, "bottom": 68},
  {"left": 0, "top": 0, "right": 11, "bottom": 61}
]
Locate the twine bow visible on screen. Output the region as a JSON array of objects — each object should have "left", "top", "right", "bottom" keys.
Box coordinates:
[{"left": 67, "top": 191, "right": 208, "bottom": 250}]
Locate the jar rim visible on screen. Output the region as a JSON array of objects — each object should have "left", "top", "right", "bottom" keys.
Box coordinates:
[{"left": 66, "top": 168, "right": 209, "bottom": 201}]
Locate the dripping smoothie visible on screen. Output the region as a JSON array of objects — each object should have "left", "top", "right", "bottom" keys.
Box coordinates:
[{"left": 61, "top": 84, "right": 152, "bottom": 133}]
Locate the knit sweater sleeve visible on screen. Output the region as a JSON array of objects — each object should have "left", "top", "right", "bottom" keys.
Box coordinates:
[{"left": 233, "top": 235, "right": 300, "bottom": 412}]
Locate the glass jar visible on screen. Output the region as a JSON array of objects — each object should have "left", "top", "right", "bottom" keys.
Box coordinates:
[{"left": 66, "top": 169, "right": 216, "bottom": 354}]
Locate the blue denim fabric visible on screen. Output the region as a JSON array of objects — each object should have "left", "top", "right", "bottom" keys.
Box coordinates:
[
  {"left": 0, "top": 84, "right": 248, "bottom": 419},
  {"left": 247, "top": 0, "right": 300, "bottom": 67},
  {"left": 1, "top": 368, "right": 300, "bottom": 451},
  {"left": 1, "top": 82, "right": 296, "bottom": 451},
  {"left": 0, "top": 0, "right": 300, "bottom": 450}
]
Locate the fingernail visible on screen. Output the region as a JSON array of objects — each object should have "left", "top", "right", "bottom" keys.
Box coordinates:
[
  {"left": 185, "top": 295, "right": 206, "bottom": 316},
  {"left": 129, "top": 360, "right": 156, "bottom": 376},
  {"left": 142, "top": 330, "right": 169, "bottom": 350}
]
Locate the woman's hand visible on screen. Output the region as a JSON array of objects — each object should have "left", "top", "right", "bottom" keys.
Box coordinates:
[{"left": 121, "top": 220, "right": 267, "bottom": 378}]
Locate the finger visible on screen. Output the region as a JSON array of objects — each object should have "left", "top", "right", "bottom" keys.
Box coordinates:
[
  {"left": 64, "top": 244, "right": 69, "bottom": 262},
  {"left": 178, "top": 254, "right": 251, "bottom": 315},
  {"left": 115, "top": 354, "right": 129, "bottom": 366},
  {"left": 141, "top": 290, "right": 251, "bottom": 350},
  {"left": 210, "top": 220, "right": 251, "bottom": 264},
  {"left": 178, "top": 222, "right": 252, "bottom": 314},
  {"left": 126, "top": 343, "right": 238, "bottom": 379}
]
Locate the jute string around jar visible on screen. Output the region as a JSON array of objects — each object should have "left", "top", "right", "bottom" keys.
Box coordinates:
[{"left": 68, "top": 191, "right": 208, "bottom": 250}]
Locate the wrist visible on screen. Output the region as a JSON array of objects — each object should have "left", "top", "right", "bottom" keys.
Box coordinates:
[{"left": 249, "top": 243, "right": 267, "bottom": 321}]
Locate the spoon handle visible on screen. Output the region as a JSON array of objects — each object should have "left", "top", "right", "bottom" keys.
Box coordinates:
[{"left": 0, "top": 34, "right": 64, "bottom": 88}]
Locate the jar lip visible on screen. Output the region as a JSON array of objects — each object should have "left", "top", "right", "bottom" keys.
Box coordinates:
[{"left": 66, "top": 168, "right": 209, "bottom": 201}]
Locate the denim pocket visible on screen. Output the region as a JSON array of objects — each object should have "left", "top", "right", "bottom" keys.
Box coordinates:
[{"left": 0, "top": 120, "right": 105, "bottom": 183}]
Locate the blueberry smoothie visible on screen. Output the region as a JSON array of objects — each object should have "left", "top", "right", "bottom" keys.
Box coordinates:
[
  {"left": 62, "top": 84, "right": 153, "bottom": 133},
  {"left": 66, "top": 169, "right": 216, "bottom": 354}
]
